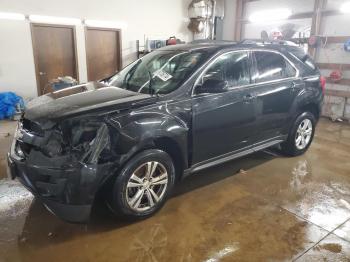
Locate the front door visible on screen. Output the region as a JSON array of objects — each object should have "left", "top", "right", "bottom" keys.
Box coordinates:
[
  {"left": 192, "top": 51, "right": 257, "bottom": 164},
  {"left": 31, "top": 24, "right": 78, "bottom": 95}
]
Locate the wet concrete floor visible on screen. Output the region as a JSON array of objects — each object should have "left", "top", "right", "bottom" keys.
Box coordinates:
[{"left": 0, "top": 118, "right": 350, "bottom": 261}]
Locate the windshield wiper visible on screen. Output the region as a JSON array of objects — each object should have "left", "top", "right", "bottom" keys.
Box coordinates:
[{"left": 147, "top": 70, "right": 158, "bottom": 96}]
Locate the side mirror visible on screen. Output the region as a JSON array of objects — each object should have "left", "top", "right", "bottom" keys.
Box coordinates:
[{"left": 196, "top": 79, "right": 228, "bottom": 94}]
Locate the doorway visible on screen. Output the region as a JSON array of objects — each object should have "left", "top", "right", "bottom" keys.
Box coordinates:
[
  {"left": 31, "top": 24, "right": 79, "bottom": 95},
  {"left": 85, "top": 27, "right": 122, "bottom": 81}
]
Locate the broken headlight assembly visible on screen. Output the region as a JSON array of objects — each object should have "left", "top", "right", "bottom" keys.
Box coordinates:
[{"left": 65, "top": 119, "right": 113, "bottom": 165}]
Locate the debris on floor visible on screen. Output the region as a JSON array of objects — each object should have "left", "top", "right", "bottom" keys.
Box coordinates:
[{"left": 239, "top": 169, "right": 247, "bottom": 174}]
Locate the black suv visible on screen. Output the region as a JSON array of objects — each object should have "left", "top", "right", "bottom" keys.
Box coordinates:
[{"left": 7, "top": 41, "right": 324, "bottom": 222}]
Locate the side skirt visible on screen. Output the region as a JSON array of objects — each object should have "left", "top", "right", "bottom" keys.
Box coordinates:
[{"left": 183, "top": 136, "right": 286, "bottom": 178}]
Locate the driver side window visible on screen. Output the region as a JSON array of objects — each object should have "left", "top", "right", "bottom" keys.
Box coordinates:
[{"left": 201, "top": 51, "right": 251, "bottom": 88}]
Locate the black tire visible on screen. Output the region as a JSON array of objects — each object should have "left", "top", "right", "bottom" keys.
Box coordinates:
[
  {"left": 281, "top": 112, "right": 316, "bottom": 156},
  {"left": 107, "top": 149, "right": 175, "bottom": 220}
]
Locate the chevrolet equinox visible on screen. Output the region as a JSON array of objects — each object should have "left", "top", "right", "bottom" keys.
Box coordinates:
[{"left": 7, "top": 41, "right": 324, "bottom": 222}]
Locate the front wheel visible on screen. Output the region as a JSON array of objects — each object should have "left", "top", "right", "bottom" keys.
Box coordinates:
[
  {"left": 281, "top": 112, "right": 316, "bottom": 156},
  {"left": 107, "top": 149, "right": 176, "bottom": 220}
]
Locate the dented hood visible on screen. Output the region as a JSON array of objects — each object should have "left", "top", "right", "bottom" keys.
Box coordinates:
[{"left": 24, "top": 82, "right": 151, "bottom": 121}]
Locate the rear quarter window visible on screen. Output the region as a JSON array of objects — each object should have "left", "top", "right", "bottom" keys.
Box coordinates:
[
  {"left": 287, "top": 47, "right": 318, "bottom": 73},
  {"left": 253, "top": 51, "right": 296, "bottom": 83}
]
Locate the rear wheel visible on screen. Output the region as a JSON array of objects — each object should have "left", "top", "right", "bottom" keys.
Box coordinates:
[
  {"left": 107, "top": 149, "right": 175, "bottom": 219},
  {"left": 281, "top": 112, "right": 316, "bottom": 156}
]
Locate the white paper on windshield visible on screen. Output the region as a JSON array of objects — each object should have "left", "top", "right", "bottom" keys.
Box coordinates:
[{"left": 154, "top": 70, "right": 173, "bottom": 82}]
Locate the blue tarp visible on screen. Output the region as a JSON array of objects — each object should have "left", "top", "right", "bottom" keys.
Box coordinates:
[{"left": 0, "top": 92, "right": 24, "bottom": 120}]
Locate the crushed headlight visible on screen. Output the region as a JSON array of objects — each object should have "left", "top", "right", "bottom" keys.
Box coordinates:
[{"left": 81, "top": 123, "right": 110, "bottom": 164}]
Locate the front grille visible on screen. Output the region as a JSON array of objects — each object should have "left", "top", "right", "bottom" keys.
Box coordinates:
[{"left": 22, "top": 118, "right": 44, "bottom": 136}]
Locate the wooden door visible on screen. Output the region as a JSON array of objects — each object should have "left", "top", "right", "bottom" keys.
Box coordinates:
[
  {"left": 85, "top": 28, "right": 121, "bottom": 81},
  {"left": 31, "top": 24, "right": 78, "bottom": 95}
]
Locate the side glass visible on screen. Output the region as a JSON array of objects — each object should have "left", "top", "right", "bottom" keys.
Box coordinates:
[
  {"left": 198, "top": 51, "right": 250, "bottom": 92},
  {"left": 253, "top": 51, "right": 296, "bottom": 83}
]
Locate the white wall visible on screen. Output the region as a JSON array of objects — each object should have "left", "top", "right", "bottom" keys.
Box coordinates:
[
  {"left": 0, "top": 20, "right": 37, "bottom": 99},
  {"left": 222, "top": 0, "right": 236, "bottom": 41},
  {"left": 0, "top": 0, "right": 192, "bottom": 99}
]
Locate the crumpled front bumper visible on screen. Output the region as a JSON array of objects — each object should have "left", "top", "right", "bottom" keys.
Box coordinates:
[
  {"left": 7, "top": 126, "right": 116, "bottom": 223},
  {"left": 7, "top": 153, "right": 92, "bottom": 223}
]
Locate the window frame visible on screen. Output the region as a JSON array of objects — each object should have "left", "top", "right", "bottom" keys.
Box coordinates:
[
  {"left": 251, "top": 50, "right": 299, "bottom": 84},
  {"left": 192, "top": 50, "right": 253, "bottom": 96},
  {"left": 192, "top": 48, "right": 299, "bottom": 97}
]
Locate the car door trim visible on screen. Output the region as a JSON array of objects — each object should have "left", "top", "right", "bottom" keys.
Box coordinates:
[{"left": 184, "top": 135, "right": 286, "bottom": 176}]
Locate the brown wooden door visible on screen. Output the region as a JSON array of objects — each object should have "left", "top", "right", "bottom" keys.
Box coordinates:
[
  {"left": 85, "top": 28, "right": 121, "bottom": 81},
  {"left": 31, "top": 24, "right": 78, "bottom": 95}
]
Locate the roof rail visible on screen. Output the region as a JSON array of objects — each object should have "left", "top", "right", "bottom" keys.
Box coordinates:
[
  {"left": 239, "top": 39, "right": 298, "bottom": 46},
  {"left": 190, "top": 39, "right": 236, "bottom": 45}
]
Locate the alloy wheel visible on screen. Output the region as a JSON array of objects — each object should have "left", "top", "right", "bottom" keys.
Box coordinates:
[
  {"left": 126, "top": 161, "right": 168, "bottom": 212},
  {"left": 295, "top": 119, "right": 313, "bottom": 150}
]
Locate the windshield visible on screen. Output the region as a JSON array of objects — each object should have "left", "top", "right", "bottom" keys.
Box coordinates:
[{"left": 107, "top": 50, "right": 208, "bottom": 95}]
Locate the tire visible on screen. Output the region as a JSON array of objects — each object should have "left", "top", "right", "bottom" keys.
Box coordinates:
[
  {"left": 107, "top": 149, "right": 176, "bottom": 220},
  {"left": 281, "top": 112, "right": 316, "bottom": 156}
]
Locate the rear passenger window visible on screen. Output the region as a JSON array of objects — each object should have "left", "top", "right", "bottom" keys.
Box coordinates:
[
  {"left": 202, "top": 51, "right": 250, "bottom": 88},
  {"left": 253, "top": 51, "right": 296, "bottom": 83}
]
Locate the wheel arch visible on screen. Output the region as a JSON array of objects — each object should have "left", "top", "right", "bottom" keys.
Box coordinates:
[{"left": 299, "top": 102, "right": 320, "bottom": 120}]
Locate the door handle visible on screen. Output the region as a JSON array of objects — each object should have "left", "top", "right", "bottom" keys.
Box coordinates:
[
  {"left": 243, "top": 94, "right": 256, "bottom": 103},
  {"left": 39, "top": 72, "right": 46, "bottom": 76},
  {"left": 291, "top": 81, "right": 303, "bottom": 91}
]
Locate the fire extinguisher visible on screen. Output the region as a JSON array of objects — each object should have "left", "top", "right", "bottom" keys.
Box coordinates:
[
  {"left": 166, "top": 36, "right": 177, "bottom": 45},
  {"left": 308, "top": 35, "right": 321, "bottom": 48},
  {"left": 329, "top": 70, "right": 343, "bottom": 83}
]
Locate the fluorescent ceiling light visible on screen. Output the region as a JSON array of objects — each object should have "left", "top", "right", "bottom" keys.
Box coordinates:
[
  {"left": 0, "top": 12, "right": 25, "bottom": 21},
  {"left": 249, "top": 8, "right": 292, "bottom": 23},
  {"left": 84, "top": 19, "right": 127, "bottom": 29},
  {"left": 29, "top": 15, "right": 81, "bottom": 25},
  {"left": 340, "top": 2, "right": 350, "bottom": 13}
]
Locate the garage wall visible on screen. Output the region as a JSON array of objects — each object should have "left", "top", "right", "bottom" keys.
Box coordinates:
[
  {"left": 318, "top": 1, "right": 350, "bottom": 120},
  {"left": 242, "top": 0, "right": 314, "bottom": 39},
  {"left": 222, "top": 0, "right": 237, "bottom": 41},
  {"left": 0, "top": 0, "right": 192, "bottom": 99},
  {"left": 223, "top": 0, "right": 350, "bottom": 120}
]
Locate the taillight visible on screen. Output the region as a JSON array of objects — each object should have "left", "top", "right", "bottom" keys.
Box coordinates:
[{"left": 320, "top": 76, "right": 326, "bottom": 94}]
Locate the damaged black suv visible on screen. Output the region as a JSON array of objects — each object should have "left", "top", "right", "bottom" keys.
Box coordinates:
[{"left": 8, "top": 41, "right": 324, "bottom": 222}]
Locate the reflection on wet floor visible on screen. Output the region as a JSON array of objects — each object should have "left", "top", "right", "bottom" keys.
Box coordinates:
[{"left": 0, "top": 118, "right": 350, "bottom": 261}]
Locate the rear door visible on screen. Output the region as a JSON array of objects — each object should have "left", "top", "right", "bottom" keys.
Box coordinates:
[
  {"left": 192, "top": 51, "right": 257, "bottom": 164},
  {"left": 251, "top": 50, "right": 302, "bottom": 143}
]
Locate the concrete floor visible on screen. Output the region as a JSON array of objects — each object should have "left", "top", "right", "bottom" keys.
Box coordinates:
[{"left": 0, "top": 118, "right": 350, "bottom": 261}]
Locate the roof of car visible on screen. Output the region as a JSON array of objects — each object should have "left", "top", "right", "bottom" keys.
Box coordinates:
[
  {"left": 158, "top": 41, "right": 236, "bottom": 52},
  {"left": 157, "top": 39, "right": 303, "bottom": 54}
]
